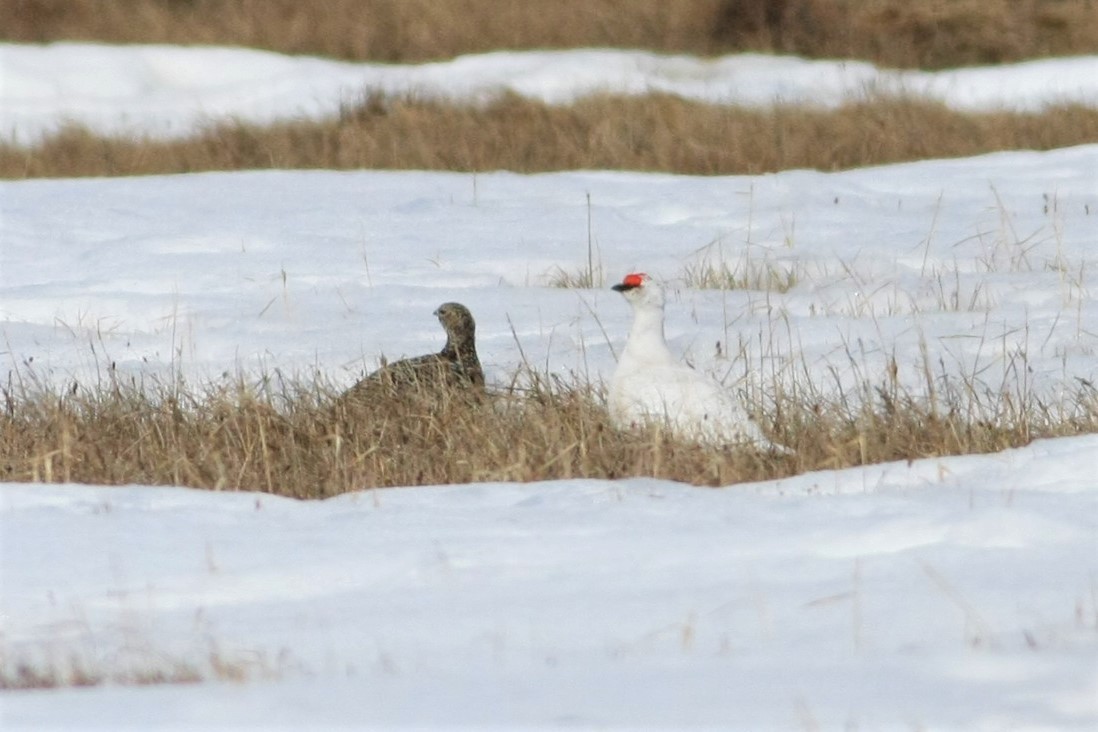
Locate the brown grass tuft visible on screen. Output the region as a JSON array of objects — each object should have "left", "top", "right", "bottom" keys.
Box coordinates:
[
  {"left": 5, "top": 94, "right": 1098, "bottom": 180},
  {"left": 0, "top": 657, "right": 203, "bottom": 690},
  {"left": 0, "top": 642, "right": 278, "bottom": 689},
  {"left": 3, "top": 0, "right": 1096, "bottom": 69}
]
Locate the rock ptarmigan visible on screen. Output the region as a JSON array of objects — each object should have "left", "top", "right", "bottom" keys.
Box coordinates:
[
  {"left": 608, "top": 272, "right": 790, "bottom": 452},
  {"left": 344, "top": 302, "right": 484, "bottom": 401}
]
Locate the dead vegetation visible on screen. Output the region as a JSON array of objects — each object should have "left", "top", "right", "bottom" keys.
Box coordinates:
[
  {"left": 4, "top": 0, "right": 1096, "bottom": 69},
  {"left": 5, "top": 0, "right": 1096, "bottom": 179},
  {"left": 3, "top": 362, "right": 1094, "bottom": 497},
  {"left": 0, "top": 641, "right": 279, "bottom": 690},
  {"left": 0, "top": 658, "right": 202, "bottom": 690},
  {"left": 5, "top": 94, "right": 1097, "bottom": 179}
]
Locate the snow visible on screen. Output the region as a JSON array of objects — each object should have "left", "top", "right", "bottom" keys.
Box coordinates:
[
  {"left": 3, "top": 147, "right": 1095, "bottom": 403},
  {"left": 2, "top": 44, "right": 1098, "bottom": 144},
  {"left": 1, "top": 42, "right": 1097, "bottom": 729},
  {"left": 2, "top": 440, "right": 1097, "bottom": 728}
]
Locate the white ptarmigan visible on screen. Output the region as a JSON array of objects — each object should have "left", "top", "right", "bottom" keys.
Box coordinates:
[{"left": 609, "top": 272, "right": 790, "bottom": 452}]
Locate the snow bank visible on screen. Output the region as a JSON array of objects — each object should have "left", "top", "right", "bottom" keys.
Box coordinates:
[
  {"left": 2, "top": 44, "right": 1097, "bottom": 143},
  {"left": 2, "top": 436, "right": 1096, "bottom": 728}
]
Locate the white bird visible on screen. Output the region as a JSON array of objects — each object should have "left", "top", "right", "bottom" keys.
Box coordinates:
[{"left": 608, "top": 272, "right": 790, "bottom": 453}]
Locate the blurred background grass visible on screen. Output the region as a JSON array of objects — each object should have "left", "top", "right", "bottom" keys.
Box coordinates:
[
  {"left": 5, "top": 0, "right": 1097, "bottom": 68},
  {"left": 4, "top": 0, "right": 1098, "bottom": 178}
]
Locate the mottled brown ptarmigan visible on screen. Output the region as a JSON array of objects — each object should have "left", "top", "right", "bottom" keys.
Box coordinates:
[
  {"left": 609, "top": 272, "right": 791, "bottom": 453},
  {"left": 343, "top": 302, "right": 484, "bottom": 402}
]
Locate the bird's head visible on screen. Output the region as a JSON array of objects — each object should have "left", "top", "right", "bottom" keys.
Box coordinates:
[
  {"left": 434, "top": 302, "right": 476, "bottom": 336},
  {"left": 612, "top": 272, "right": 664, "bottom": 309}
]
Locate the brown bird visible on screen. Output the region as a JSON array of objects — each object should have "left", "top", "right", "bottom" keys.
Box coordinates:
[{"left": 344, "top": 302, "right": 484, "bottom": 402}]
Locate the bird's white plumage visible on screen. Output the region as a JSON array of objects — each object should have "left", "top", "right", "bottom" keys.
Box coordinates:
[{"left": 609, "top": 273, "right": 790, "bottom": 452}]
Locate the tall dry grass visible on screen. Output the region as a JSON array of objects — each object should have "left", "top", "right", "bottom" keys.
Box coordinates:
[
  {"left": 5, "top": 94, "right": 1098, "bottom": 179},
  {"left": 4, "top": 359, "right": 1094, "bottom": 497},
  {"left": 0, "top": 637, "right": 277, "bottom": 689},
  {"left": 4, "top": 0, "right": 1096, "bottom": 69}
]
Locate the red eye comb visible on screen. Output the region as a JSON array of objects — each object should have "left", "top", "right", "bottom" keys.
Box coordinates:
[{"left": 622, "top": 273, "right": 647, "bottom": 287}]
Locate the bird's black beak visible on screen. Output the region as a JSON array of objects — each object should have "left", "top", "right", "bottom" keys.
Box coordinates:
[{"left": 612, "top": 283, "right": 635, "bottom": 292}]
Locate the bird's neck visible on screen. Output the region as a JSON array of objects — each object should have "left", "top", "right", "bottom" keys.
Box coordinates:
[
  {"left": 623, "top": 304, "right": 675, "bottom": 365},
  {"left": 442, "top": 335, "right": 477, "bottom": 363}
]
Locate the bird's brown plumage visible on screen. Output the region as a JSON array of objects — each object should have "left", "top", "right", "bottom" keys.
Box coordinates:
[{"left": 343, "top": 302, "right": 484, "bottom": 402}]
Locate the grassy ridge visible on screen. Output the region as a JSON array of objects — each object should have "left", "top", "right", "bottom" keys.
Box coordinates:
[
  {"left": 5, "top": 0, "right": 1097, "bottom": 69},
  {"left": 4, "top": 361, "right": 1094, "bottom": 497},
  {"left": 6, "top": 95, "right": 1098, "bottom": 179}
]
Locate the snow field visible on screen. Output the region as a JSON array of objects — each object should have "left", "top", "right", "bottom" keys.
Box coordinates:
[
  {"left": 2, "top": 147, "right": 1095, "bottom": 410},
  {"left": 2, "top": 436, "right": 1097, "bottom": 727},
  {"left": 1, "top": 42, "right": 1097, "bottom": 730}
]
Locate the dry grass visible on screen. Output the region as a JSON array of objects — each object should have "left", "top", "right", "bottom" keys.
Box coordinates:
[
  {"left": 0, "top": 641, "right": 278, "bottom": 689},
  {"left": 3, "top": 361, "right": 1094, "bottom": 498},
  {"left": 0, "top": 657, "right": 202, "bottom": 690},
  {"left": 5, "top": 93, "right": 1098, "bottom": 179},
  {"left": 684, "top": 246, "right": 803, "bottom": 293},
  {"left": 6, "top": 0, "right": 1096, "bottom": 180},
  {"left": 4, "top": 0, "right": 1096, "bottom": 69}
]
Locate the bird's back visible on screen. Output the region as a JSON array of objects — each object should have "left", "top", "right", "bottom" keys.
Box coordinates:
[
  {"left": 344, "top": 352, "right": 481, "bottom": 404},
  {"left": 342, "top": 301, "right": 484, "bottom": 405},
  {"left": 611, "top": 357, "right": 792, "bottom": 450}
]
